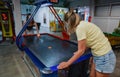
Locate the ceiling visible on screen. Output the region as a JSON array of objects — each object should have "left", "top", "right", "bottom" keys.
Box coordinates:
[
  {"left": 20, "top": 0, "right": 72, "bottom": 4},
  {"left": 21, "top": 0, "right": 35, "bottom": 4},
  {"left": 21, "top": 0, "right": 69, "bottom": 7},
  {"left": 0, "top": 0, "right": 70, "bottom": 8},
  {"left": 1, "top": 0, "right": 68, "bottom": 5},
  {"left": 1, "top": 0, "right": 37, "bottom": 4}
]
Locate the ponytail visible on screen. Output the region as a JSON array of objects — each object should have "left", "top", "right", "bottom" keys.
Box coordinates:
[{"left": 64, "top": 9, "right": 76, "bottom": 34}]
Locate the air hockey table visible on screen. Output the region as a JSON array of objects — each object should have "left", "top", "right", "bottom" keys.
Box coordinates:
[
  {"left": 16, "top": 0, "right": 92, "bottom": 77},
  {"left": 17, "top": 33, "right": 92, "bottom": 77}
]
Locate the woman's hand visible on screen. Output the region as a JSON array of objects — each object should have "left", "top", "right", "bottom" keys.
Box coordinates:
[
  {"left": 37, "top": 33, "right": 40, "bottom": 38},
  {"left": 57, "top": 62, "right": 70, "bottom": 69},
  {"left": 73, "top": 51, "right": 77, "bottom": 55}
]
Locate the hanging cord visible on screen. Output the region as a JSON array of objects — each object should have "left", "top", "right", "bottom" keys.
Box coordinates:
[{"left": 49, "top": 5, "right": 69, "bottom": 40}]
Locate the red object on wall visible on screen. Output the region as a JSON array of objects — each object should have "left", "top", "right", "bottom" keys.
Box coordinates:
[
  {"left": 49, "top": 0, "right": 58, "bottom": 3},
  {"left": 88, "top": 16, "right": 92, "bottom": 22},
  {"left": 1, "top": 13, "right": 8, "bottom": 20}
]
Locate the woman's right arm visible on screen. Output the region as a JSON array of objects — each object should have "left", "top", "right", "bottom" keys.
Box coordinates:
[{"left": 57, "top": 39, "right": 87, "bottom": 69}]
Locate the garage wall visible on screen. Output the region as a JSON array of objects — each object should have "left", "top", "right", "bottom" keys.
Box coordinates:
[
  {"left": 95, "top": 0, "right": 120, "bottom": 5},
  {"left": 93, "top": 17, "right": 119, "bottom": 33},
  {"left": 92, "top": 0, "right": 120, "bottom": 33}
]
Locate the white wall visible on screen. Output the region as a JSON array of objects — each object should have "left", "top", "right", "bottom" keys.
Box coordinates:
[
  {"left": 91, "top": 0, "right": 120, "bottom": 33},
  {"left": 21, "top": 5, "right": 50, "bottom": 28},
  {"left": 34, "top": 7, "right": 50, "bottom": 27},
  {"left": 34, "top": 7, "right": 68, "bottom": 28},
  {"left": 12, "top": 0, "right": 22, "bottom": 36},
  {"left": 93, "top": 17, "right": 120, "bottom": 33}
]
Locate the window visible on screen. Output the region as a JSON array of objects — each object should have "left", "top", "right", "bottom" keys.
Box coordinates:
[
  {"left": 94, "top": 0, "right": 120, "bottom": 17},
  {"left": 94, "top": 6, "right": 110, "bottom": 17}
]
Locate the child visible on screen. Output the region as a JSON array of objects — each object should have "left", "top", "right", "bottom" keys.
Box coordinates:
[
  {"left": 24, "top": 13, "right": 40, "bottom": 38},
  {"left": 57, "top": 10, "right": 116, "bottom": 77}
]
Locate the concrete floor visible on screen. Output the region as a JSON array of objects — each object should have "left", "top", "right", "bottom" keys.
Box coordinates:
[
  {"left": 0, "top": 42, "right": 33, "bottom": 77},
  {"left": 110, "top": 50, "right": 120, "bottom": 77}
]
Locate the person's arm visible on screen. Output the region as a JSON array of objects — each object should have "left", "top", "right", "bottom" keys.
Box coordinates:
[
  {"left": 22, "top": 20, "right": 27, "bottom": 35},
  {"left": 34, "top": 22, "right": 40, "bottom": 37},
  {"left": 57, "top": 39, "right": 86, "bottom": 69}
]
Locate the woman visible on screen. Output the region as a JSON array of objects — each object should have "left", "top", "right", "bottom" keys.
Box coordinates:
[
  {"left": 24, "top": 13, "right": 40, "bottom": 37},
  {"left": 57, "top": 10, "right": 116, "bottom": 77}
]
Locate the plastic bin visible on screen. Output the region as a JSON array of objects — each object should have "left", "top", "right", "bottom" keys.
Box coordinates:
[
  {"left": 104, "top": 32, "right": 120, "bottom": 46},
  {"left": 0, "top": 31, "right": 2, "bottom": 41}
]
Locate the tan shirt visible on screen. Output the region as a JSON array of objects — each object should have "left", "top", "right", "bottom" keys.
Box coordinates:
[{"left": 76, "top": 21, "right": 111, "bottom": 56}]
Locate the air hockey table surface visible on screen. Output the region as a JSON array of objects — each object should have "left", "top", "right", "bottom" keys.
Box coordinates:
[{"left": 24, "top": 34, "right": 78, "bottom": 68}]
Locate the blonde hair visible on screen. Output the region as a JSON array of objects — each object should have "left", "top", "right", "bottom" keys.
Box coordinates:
[{"left": 64, "top": 9, "right": 81, "bottom": 34}]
